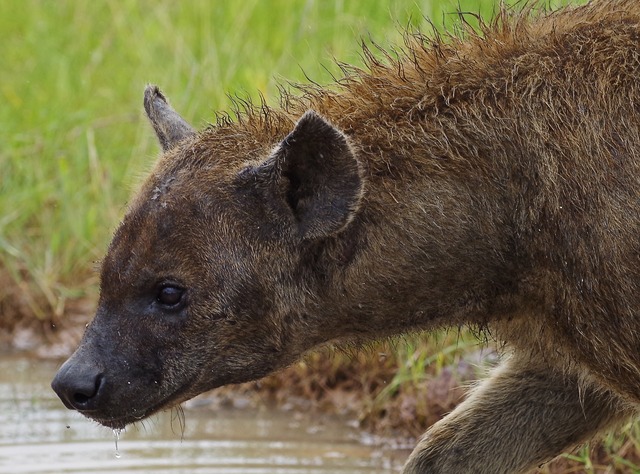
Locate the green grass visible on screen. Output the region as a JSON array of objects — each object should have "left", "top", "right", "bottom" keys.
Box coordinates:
[{"left": 5, "top": 1, "right": 638, "bottom": 473}]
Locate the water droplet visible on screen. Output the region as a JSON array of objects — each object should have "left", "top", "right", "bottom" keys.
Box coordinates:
[{"left": 113, "top": 428, "right": 122, "bottom": 458}]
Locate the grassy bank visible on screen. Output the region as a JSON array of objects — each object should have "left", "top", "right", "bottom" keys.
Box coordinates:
[{"left": 3, "top": 0, "right": 639, "bottom": 472}]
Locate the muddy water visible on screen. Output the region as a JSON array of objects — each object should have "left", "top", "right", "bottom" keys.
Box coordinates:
[{"left": 0, "top": 355, "right": 408, "bottom": 473}]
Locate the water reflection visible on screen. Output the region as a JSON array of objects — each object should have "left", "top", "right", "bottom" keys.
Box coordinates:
[{"left": 0, "top": 356, "right": 407, "bottom": 473}]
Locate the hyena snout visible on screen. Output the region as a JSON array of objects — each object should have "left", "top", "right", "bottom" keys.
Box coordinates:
[{"left": 51, "top": 359, "right": 104, "bottom": 412}]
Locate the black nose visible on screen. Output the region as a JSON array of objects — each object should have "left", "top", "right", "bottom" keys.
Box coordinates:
[{"left": 51, "top": 360, "right": 104, "bottom": 411}]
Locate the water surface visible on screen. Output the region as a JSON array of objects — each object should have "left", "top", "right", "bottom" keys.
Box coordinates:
[{"left": 0, "top": 355, "right": 408, "bottom": 473}]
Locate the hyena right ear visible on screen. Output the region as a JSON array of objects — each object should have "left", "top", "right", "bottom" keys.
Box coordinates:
[
  {"left": 245, "top": 110, "right": 364, "bottom": 240},
  {"left": 144, "top": 85, "right": 196, "bottom": 152}
]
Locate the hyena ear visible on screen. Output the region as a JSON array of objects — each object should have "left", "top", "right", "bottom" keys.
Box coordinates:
[
  {"left": 250, "top": 110, "right": 364, "bottom": 240},
  {"left": 144, "top": 85, "right": 196, "bottom": 152}
]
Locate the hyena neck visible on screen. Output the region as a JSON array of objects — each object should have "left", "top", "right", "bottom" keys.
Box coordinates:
[{"left": 313, "top": 170, "right": 520, "bottom": 341}]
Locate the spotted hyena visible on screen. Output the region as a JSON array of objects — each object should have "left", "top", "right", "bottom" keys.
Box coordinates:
[{"left": 53, "top": 2, "right": 640, "bottom": 472}]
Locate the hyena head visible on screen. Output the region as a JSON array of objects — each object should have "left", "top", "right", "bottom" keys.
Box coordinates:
[{"left": 51, "top": 86, "right": 364, "bottom": 428}]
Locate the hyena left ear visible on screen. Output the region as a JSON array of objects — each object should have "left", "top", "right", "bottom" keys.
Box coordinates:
[
  {"left": 144, "top": 85, "right": 196, "bottom": 152},
  {"left": 251, "top": 110, "right": 364, "bottom": 240}
]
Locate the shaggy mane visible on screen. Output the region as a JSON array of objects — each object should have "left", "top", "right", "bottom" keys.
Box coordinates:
[{"left": 205, "top": 0, "right": 635, "bottom": 140}]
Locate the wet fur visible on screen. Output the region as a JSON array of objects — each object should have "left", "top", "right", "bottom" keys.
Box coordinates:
[{"left": 53, "top": 2, "right": 639, "bottom": 473}]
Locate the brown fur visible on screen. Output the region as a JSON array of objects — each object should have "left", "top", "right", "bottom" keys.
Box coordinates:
[{"left": 53, "top": 2, "right": 639, "bottom": 472}]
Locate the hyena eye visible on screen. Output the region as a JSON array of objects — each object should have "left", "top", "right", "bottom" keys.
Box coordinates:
[{"left": 156, "top": 285, "right": 185, "bottom": 308}]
